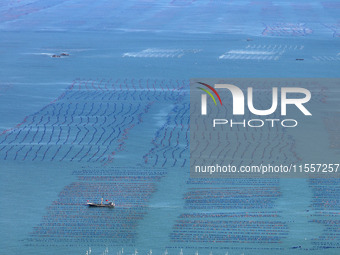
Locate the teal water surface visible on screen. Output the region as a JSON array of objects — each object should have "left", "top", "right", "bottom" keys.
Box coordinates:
[{"left": 0, "top": 1, "right": 340, "bottom": 255}]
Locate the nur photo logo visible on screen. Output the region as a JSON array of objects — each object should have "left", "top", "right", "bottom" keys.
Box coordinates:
[
  {"left": 197, "top": 82, "right": 223, "bottom": 115},
  {"left": 195, "top": 80, "right": 312, "bottom": 128}
]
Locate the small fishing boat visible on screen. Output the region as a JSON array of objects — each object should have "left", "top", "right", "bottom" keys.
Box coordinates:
[{"left": 87, "top": 198, "right": 115, "bottom": 208}]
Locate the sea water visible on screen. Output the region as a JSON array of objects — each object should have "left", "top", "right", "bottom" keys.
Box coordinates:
[{"left": 0, "top": 1, "right": 340, "bottom": 255}]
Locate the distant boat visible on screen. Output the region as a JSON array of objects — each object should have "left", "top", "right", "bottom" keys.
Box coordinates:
[
  {"left": 51, "top": 53, "right": 69, "bottom": 58},
  {"left": 87, "top": 198, "right": 115, "bottom": 208}
]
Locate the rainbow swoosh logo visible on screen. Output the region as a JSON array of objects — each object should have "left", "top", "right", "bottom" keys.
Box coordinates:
[{"left": 197, "top": 82, "right": 223, "bottom": 106}]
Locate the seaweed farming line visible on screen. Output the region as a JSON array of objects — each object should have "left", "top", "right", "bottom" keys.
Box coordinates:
[
  {"left": 3, "top": 78, "right": 339, "bottom": 252},
  {"left": 24, "top": 167, "right": 167, "bottom": 247},
  {"left": 219, "top": 43, "right": 305, "bottom": 61},
  {"left": 168, "top": 177, "right": 290, "bottom": 250},
  {"left": 308, "top": 178, "right": 340, "bottom": 250},
  {"left": 122, "top": 48, "right": 202, "bottom": 58},
  {"left": 1, "top": 1, "right": 339, "bottom": 37},
  {"left": 262, "top": 23, "right": 313, "bottom": 37},
  {"left": 80, "top": 247, "right": 262, "bottom": 255},
  {"left": 0, "top": 79, "right": 190, "bottom": 164}
]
